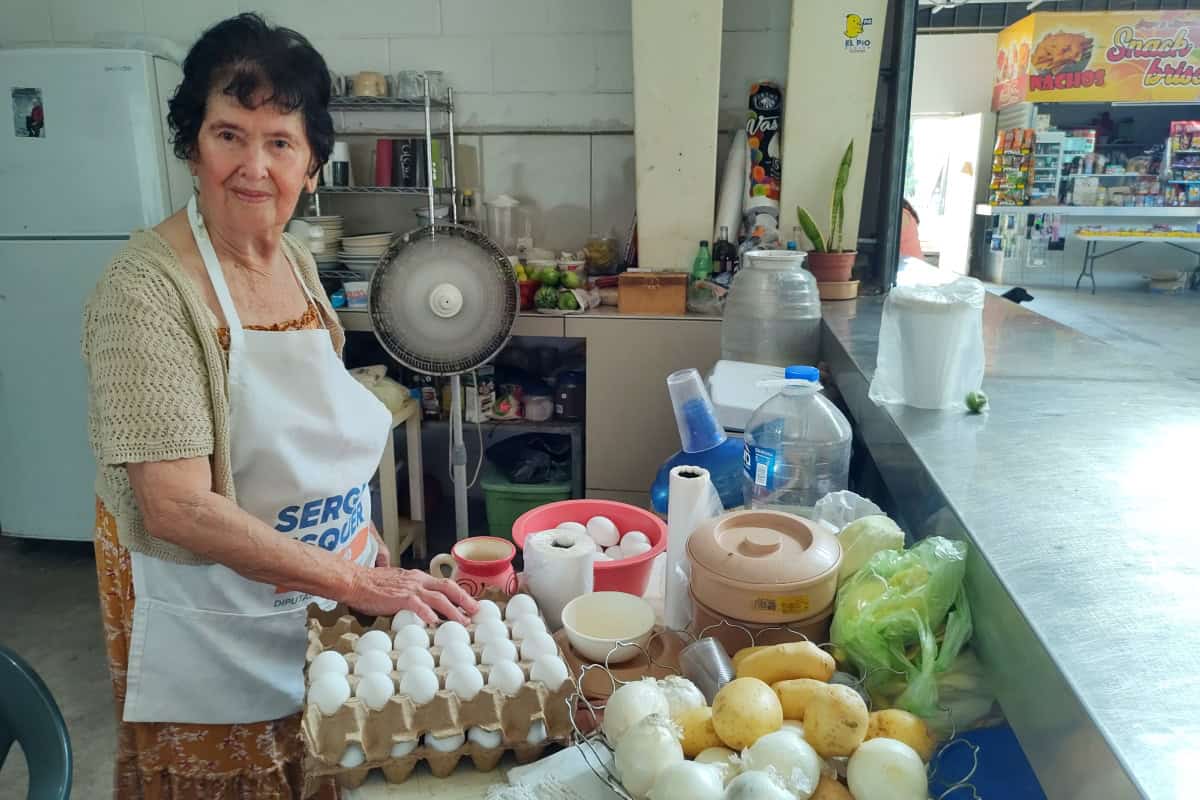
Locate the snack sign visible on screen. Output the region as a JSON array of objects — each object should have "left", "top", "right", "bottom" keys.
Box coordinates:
[{"left": 992, "top": 11, "right": 1200, "bottom": 109}]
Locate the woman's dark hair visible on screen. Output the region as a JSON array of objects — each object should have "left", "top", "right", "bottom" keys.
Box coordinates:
[
  {"left": 168, "top": 13, "right": 333, "bottom": 175},
  {"left": 902, "top": 198, "right": 920, "bottom": 225}
]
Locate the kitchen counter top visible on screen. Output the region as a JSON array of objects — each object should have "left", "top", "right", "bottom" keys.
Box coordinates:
[
  {"left": 820, "top": 277, "right": 1200, "bottom": 799},
  {"left": 337, "top": 305, "right": 720, "bottom": 333}
]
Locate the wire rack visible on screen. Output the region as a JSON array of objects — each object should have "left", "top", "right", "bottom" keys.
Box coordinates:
[{"left": 561, "top": 619, "right": 984, "bottom": 800}]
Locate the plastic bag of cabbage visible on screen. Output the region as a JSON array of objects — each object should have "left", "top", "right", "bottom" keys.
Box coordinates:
[{"left": 830, "top": 536, "right": 972, "bottom": 719}]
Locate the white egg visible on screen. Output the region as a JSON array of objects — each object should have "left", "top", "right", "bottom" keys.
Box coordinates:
[
  {"left": 399, "top": 667, "right": 440, "bottom": 705},
  {"left": 426, "top": 731, "right": 466, "bottom": 752},
  {"left": 472, "top": 599, "right": 503, "bottom": 624},
  {"left": 510, "top": 615, "right": 547, "bottom": 642},
  {"left": 487, "top": 660, "right": 526, "bottom": 695},
  {"left": 396, "top": 647, "right": 436, "bottom": 671},
  {"left": 434, "top": 621, "right": 471, "bottom": 648},
  {"left": 393, "top": 624, "right": 430, "bottom": 651},
  {"left": 620, "top": 540, "right": 652, "bottom": 559},
  {"left": 526, "top": 719, "right": 548, "bottom": 744},
  {"left": 467, "top": 726, "right": 503, "bottom": 749},
  {"left": 586, "top": 516, "right": 620, "bottom": 548},
  {"left": 620, "top": 530, "right": 651, "bottom": 550},
  {"left": 530, "top": 654, "right": 570, "bottom": 689},
  {"left": 556, "top": 521, "right": 588, "bottom": 537},
  {"left": 309, "top": 650, "right": 349, "bottom": 680},
  {"left": 473, "top": 619, "right": 510, "bottom": 645},
  {"left": 390, "top": 610, "right": 423, "bottom": 631},
  {"left": 355, "top": 671, "right": 395, "bottom": 710},
  {"left": 390, "top": 738, "right": 419, "bottom": 757},
  {"left": 594, "top": 552, "right": 613, "bottom": 562},
  {"left": 444, "top": 665, "right": 484, "bottom": 700},
  {"left": 481, "top": 639, "right": 519, "bottom": 665},
  {"left": 440, "top": 641, "right": 478, "bottom": 667},
  {"left": 353, "top": 650, "right": 394, "bottom": 676},
  {"left": 308, "top": 673, "right": 351, "bottom": 715},
  {"left": 338, "top": 743, "right": 366, "bottom": 768},
  {"left": 355, "top": 629, "right": 393, "bottom": 655},
  {"left": 504, "top": 593, "right": 538, "bottom": 621},
  {"left": 604, "top": 545, "right": 624, "bottom": 560},
  {"left": 520, "top": 631, "right": 558, "bottom": 661}
]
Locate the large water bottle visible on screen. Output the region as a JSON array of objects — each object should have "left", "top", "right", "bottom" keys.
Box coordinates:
[
  {"left": 742, "top": 366, "right": 852, "bottom": 516},
  {"left": 721, "top": 249, "right": 821, "bottom": 367}
]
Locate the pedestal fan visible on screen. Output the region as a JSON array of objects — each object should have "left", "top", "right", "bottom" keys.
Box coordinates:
[{"left": 369, "top": 223, "right": 518, "bottom": 539}]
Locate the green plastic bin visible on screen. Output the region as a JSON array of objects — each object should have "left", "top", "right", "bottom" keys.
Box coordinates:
[{"left": 480, "top": 463, "right": 572, "bottom": 540}]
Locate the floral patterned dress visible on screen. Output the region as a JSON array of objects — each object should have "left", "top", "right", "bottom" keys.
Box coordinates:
[{"left": 95, "top": 304, "right": 338, "bottom": 799}]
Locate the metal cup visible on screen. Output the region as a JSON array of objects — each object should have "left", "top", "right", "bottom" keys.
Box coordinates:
[{"left": 678, "top": 637, "right": 734, "bottom": 704}]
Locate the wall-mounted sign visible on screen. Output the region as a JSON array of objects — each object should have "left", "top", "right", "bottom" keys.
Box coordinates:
[
  {"left": 844, "top": 13, "right": 874, "bottom": 54},
  {"left": 993, "top": 10, "right": 1200, "bottom": 109}
]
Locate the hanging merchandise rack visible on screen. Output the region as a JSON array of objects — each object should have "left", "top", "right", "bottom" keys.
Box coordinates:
[{"left": 562, "top": 620, "right": 985, "bottom": 800}]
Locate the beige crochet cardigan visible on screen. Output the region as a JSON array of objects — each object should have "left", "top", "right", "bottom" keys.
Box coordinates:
[{"left": 82, "top": 228, "right": 344, "bottom": 566}]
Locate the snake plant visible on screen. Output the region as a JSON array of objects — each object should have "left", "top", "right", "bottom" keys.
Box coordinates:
[{"left": 796, "top": 139, "right": 854, "bottom": 253}]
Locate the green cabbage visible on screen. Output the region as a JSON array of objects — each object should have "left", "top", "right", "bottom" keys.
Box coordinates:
[{"left": 837, "top": 514, "right": 905, "bottom": 585}]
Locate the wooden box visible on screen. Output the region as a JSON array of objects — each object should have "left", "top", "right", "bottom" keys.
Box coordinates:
[{"left": 617, "top": 271, "right": 687, "bottom": 315}]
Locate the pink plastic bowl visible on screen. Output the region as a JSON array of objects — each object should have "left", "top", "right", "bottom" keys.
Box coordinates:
[{"left": 512, "top": 500, "right": 667, "bottom": 596}]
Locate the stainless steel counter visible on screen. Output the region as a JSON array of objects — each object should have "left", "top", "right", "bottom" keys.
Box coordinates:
[{"left": 820, "top": 290, "right": 1200, "bottom": 799}]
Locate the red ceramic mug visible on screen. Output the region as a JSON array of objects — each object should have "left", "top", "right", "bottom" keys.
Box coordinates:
[{"left": 429, "top": 536, "right": 518, "bottom": 598}]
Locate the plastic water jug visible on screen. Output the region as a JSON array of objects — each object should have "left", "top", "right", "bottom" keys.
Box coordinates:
[
  {"left": 742, "top": 365, "right": 852, "bottom": 516},
  {"left": 721, "top": 250, "right": 821, "bottom": 367}
]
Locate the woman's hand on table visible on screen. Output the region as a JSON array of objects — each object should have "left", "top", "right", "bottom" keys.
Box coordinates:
[{"left": 348, "top": 566, "right": 478, "bottom": 625}]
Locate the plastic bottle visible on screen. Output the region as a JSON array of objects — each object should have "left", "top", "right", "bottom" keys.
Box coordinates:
[
  {"left": 721, "top": 249, "right": 821, "bottom": 367},
  {"left": 742, "top": 365, "right": 852, "bottom": 516},
  {"left": 691, "top": 240, "right": 713, "bottom": 281}
]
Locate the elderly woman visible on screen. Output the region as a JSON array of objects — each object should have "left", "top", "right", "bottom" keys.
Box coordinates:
[{"left": 83, "top": 14, "right": 476, "bottom": 798}]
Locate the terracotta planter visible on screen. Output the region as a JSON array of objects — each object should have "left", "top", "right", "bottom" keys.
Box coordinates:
[{"left": 806, "top": 250, "right": 856, "bottom": 282}]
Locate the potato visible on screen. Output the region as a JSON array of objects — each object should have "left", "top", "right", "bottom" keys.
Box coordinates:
[
  {"left": 866, "top": 709, "right": 936, "bottom": 762},
  {"left": 711, "top": 678, "right": 783, "bottom": 750},
  {"left": 772, "top": 678, "right": 828, "bottom": 721},
  {"left": 736, "top": 642, "right": 836, "bottom": 685},
  {"left": 803, "top": 684, "right": 869, "bottom": 758},
  {"left": 675, "top": 706, "right": 723, "bottom": 757},
  {"left": 732, "top": 645, "right": 771, "bottom": 670},
  {"left": 810, "top": 774, "right": 855, "bottom": 800}
]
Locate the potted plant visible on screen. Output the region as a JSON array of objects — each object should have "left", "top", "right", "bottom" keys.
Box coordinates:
[{"left": 796, "top": 140, "right": 856, "bottom": 282}]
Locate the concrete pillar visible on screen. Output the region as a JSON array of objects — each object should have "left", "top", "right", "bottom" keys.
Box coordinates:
[
  {"left": 632, "top": 0, "right": 723, "bottom": 271},
  {"left": 780, "top": 1, "right": 887, "bottom": 252}
]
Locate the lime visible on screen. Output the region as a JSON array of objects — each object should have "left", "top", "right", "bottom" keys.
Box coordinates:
[
  {"left": 965, "top": 391, "right": 988, "bottom": 413},
  {"left": 561, "top": 270, "right": 583, "bottom": 290}
]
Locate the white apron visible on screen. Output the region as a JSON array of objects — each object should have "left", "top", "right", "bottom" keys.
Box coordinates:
[{"left": 121, "top": 196, "right": 392, "bottom": 724}]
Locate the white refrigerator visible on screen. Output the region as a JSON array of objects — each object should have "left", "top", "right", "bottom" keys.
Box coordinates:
[{"left": 0, "top": 48, "right": 192, "bottom": 540}]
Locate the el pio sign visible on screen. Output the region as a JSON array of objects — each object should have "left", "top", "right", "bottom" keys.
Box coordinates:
[{"left": 845, "top": 13, "right": 873, "bottom": 53}]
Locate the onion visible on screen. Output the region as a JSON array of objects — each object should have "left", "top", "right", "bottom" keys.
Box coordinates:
[
  {"left": 647, "top": 760, "right": 724, "bottom": 800},
  {"left": 657, "top": 676, "right": 706, "bottom": 720},
  {"left": 613, "top": 715, "right": 683, "bottom": 799},
  {"left": 694, "top": 746, "right": 741, "bottom": 785},
  {"left": 741, "top": 729, "right": 822, "bottom": 799},
  {"left": 602, "top": 678, "right": 669, "bottom": 744},
  {"left": 723, "top": 770, "right": 795, "bottom": 800},
  {"left": 847, "top": 738, "right": 928, "bottom": 800}
]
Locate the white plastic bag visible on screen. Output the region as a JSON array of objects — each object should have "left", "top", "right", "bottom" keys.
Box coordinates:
[
  {"left": 869, "top": 277, "right": 985, "bottom": 410},
  {"left": 813, "top": 490, "right": 883, "bottom": 533}
]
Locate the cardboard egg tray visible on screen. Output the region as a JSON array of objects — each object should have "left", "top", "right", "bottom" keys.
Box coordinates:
[{"left": 301, "top": 591, "right": 573, "bottom": 791}]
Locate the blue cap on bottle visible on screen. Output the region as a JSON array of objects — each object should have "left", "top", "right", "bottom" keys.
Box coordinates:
[{"left": 785, "top": 365, "right": 820, "bottom": 382}]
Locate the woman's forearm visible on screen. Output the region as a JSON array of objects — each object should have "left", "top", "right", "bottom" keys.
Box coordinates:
[{"left": 128, "top": 459, "right": 359, "bottom": 602}]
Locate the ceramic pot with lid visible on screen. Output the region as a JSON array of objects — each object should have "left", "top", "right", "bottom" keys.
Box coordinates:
[{"left": 687, "top": 509, "right": 841, "bottom": 624}]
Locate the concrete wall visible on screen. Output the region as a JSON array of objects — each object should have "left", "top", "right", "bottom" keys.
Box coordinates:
[{"left": 4, "top": 0, "right": 797, "bottom": 251}]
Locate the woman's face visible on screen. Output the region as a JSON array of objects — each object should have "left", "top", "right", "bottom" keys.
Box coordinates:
[{"left": 192, "top": 89, "right": 317, "bottom": 237}]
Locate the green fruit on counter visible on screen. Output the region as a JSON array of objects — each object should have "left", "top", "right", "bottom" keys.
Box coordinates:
[
  {"left": 965, "top": 391, "right": 988, "bottom": 413},
  {"left": 558, "top": 291, "right": 580, "bottom": 310},
  {"left": 561, "top": 270, "right": 583, "bottom": 290},
  {"left": 534, "top": 285, "right": 559, "bottom": 309},
  {"left": 539, "top": 269, "right": 560, "bottom": 287}
]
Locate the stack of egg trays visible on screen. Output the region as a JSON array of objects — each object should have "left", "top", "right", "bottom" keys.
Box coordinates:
[{"left": 301, "top": 593, "right": 574, "bottom": 788}]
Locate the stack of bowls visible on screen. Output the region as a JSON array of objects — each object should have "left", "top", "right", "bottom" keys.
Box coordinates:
[
  {"left": 294, "top": 215, "right": 344, "bottom": 267},
  {"left": 338, "top": 232, "right": 393, "bottom": 275}
]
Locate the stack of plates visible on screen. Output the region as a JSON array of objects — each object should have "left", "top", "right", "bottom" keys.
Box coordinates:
[
  {"left": 298, "top": 215, "right": 345, "bottom": 265},
  {"left": 338, "top": 232, "right": 394, "bottom": 271}
]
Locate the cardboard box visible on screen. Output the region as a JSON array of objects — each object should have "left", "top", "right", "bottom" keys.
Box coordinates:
[
  {"left": 301, "top": 591, "right": 572, "bottom": 793},
  {"left": 617, "top": 271, "right": 687, "bottom": 315}
]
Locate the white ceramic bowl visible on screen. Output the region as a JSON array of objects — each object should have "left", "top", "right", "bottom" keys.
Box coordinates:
[{"left": 560, "top": 592, "right": 655, "bottom": 665}]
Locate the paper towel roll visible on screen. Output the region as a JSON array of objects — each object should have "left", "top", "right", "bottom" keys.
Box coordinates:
[
  {"left": 665, "top": 465, "right": 723, "bottom": 631},
  {"left": 714, "top": 129, "right": 747, "bottom": 242},
  {"left": 523, "top": 529, "right": 595, "bottom": 631}
]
